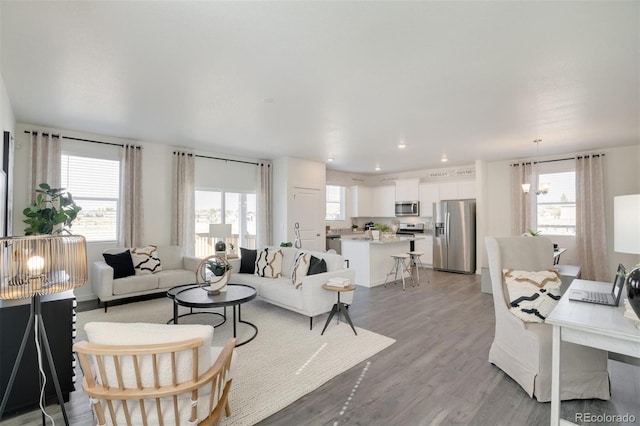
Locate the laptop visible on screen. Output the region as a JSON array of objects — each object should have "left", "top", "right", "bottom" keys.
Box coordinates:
[{"left": 568, "top": 264, "right": 626, "bottom": 306}]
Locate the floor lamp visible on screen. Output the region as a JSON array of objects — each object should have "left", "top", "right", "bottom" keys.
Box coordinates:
[
  {"left": 614, "top": 194, "right": 640, "bottom": 317},
  {"left": 0, "top": 235, "right": 87, "bottom": 425}
]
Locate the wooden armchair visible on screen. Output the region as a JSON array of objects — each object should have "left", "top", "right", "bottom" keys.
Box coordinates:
[{"left": 73, "top": 322, "right": 235, "bottom": 425}]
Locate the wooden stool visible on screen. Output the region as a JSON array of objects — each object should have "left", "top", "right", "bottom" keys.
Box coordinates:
[
  {"left": 384, "top": 253, "right": 413, "bottom": 290},
  {"left": 407, "top": 251, "right": 424, "bottom": 284}
]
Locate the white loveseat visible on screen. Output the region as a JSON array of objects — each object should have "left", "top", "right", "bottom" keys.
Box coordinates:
[
  {"left": 93, "top": 246, "right": 200, "bottom": 312},
  {"left": 227, "top": 247, "right": 356, "bottom": 329}
]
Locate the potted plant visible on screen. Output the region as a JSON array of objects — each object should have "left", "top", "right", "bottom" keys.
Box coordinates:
[{"left": 23, "top": 183, "right": 82, "bottom": 235}]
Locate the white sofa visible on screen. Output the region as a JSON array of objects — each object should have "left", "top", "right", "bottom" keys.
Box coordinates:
[
  {"left": 93, "top": 246, "right": 200, "bottom": 312},
  {"left": 227, "top": 247, "right": 356, "bottom": 329}
]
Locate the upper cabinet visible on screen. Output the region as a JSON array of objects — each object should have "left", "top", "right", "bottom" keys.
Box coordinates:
[
  {"left": 418, "top": 182, "right": 439, "bottom": 217},
  {"left": 373, "top": 185, "right": 396, "bottom": 217},
  {"left": 395, "top": 178, "right": 420, "bottom": 201},
  {"left": 350, "top": 185, "right": 373, "bottom": 217},
  {"left": 350, "top": 185, "right": 395, "bottom": 217},
  {"left": 418, "top": 180, "right": 476, "bottom": 217}
]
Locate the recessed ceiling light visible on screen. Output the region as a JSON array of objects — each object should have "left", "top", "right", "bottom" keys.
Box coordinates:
[
  {"left": 398, "top": 142, "right": 407, "bottom": 149},
  {"left": 441, "top": 154, "right": 448, "bottom": 162},
  {"left": 375, "top": 166, "right": 381, "bottom": 171},
  {"left": 327, "top": 157, "right": 334, "bottom": 162}
]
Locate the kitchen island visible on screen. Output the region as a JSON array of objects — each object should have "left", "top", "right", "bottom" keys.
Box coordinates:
[{"left": 342, "top": 236, "right": 423, "bottom": 287}]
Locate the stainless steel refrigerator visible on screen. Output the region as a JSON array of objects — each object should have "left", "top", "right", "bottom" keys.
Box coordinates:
[{"left": 433, "top": 200, "right": 476, "bottom": 274}]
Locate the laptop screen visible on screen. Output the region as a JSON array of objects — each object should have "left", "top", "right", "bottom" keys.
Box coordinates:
[{"left": 612, "top": 263, "right": 626, "bottom": 302}]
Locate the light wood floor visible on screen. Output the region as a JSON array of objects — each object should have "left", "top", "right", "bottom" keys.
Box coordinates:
[{"left": 3, "top": 269, "right": 639, "bottom": 425}]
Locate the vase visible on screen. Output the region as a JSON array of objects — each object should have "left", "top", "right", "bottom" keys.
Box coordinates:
[{"left": 627, "top": 266, "right": 640, "bottom": 319}]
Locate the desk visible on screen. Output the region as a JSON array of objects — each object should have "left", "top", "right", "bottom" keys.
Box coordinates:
[{"left": 546, "top": 279, "right": 640, "bottom": 426}]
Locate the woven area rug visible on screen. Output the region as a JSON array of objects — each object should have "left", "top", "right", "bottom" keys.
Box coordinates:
[{"left": 76, "top": 297, "right": 395, "bottom": 425}]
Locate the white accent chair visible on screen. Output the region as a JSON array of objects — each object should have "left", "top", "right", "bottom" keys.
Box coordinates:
[
  {"left": 485, "top": 236, "right": 610, "bottom": 402},
  {"left": 74, "top": 322, "right": 236, "bottom": 425}
]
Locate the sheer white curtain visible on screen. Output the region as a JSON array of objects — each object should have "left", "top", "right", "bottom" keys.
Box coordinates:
[
  {"left": 30, "top": 132, "right": 61, "bottom": 200},
  {"left": 256, "top": 162, "right": 272, "bottom": 248},
  {"left": 576, "top": 154, "right": 608, "bottom": 281},
  {"left": 511, "top": 162, "right": 532, "bottom": 235},
  {"left": 171, "top": 152, "right": 195, "bottom": 256},
  {"left": 119, "top": 145, "right": 143, "bottom": 247}
]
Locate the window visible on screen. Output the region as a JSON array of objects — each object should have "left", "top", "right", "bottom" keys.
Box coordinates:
[
  {"left": 533, "top": 162, "right": 576, "bottom": 236},
  {"left": 195, "top": 190, "right": 256, "bottom": 257},
  {"left": 61, "top": 154, "right": 120, "bottom": 242},
  {"left": 326, "top": 185, "right": 345, "bottom": 220}
]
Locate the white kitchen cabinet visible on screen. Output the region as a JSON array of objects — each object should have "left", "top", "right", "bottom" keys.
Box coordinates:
[
  {"left": 350, "top": 185, "right": 373, "bottom": 217},
  {"left": 395, "top": 178, "right": 420, "bottom": 201},
  {"left": 434, "top": 180, "right": 476, "bottom": 201},
  {"left": 457, "top": 180, "right": 476, "bottom": 199},
  {"left": 372, "top": 185, "right": 396, "bottom": 217},
  {"left": 414, "top": 236, "right": 433, "bottom": 267},
  {"left": 438, "top": 181, "right": 459, "bottom": 200},
  {"left": 418, "top": 182, "right": 439, "bottom": 217}
]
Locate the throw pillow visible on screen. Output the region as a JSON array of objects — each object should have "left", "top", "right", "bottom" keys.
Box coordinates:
[
  {"left": 291, "top": 252, "right": 310, "bottom": 289},
  {"left": 239, "top": 248, "right": 257, "bottom": 274},
  {"left": 503, "top": 269, "right": 562, "bottom": 323},
  {"left": 307, "top": 255, "right": 328, "bottom": 275},
  {"left": 130, "top": 245, "right": 163, "bottom": 275},
  {"left": 102, "top": 250, "right": 135, "bottom": 279},
  {"left": 255, "top": 248, "right": 283, "bottom": 278}
]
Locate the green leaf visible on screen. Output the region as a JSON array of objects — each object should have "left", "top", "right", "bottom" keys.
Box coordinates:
[{"left": 38, "top": 183, "right": 51, "bottom": 190}]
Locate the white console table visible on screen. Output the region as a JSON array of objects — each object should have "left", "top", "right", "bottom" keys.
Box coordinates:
[{"left": 546, "top": 279, "right": 640, "bottom": 426}]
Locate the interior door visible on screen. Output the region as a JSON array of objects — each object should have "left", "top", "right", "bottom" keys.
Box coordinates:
[{"left": 292, "top": 187, "right": 322, "bottom": 251}]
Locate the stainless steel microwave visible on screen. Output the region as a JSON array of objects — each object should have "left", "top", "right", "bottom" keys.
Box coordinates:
[{"left": 395, "top": 201, "right": 420, "bottom": 216}]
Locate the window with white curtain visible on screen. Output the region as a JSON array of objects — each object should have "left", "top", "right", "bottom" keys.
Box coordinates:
[
  {"left": 325, "top": 185, "right": 345, "bottom": 220},
  {"left": 532, "top": 160, "right": 576, "bottom": 236},
  {"left": 60, "top": 154, "right": 120, "bottom": 242}
]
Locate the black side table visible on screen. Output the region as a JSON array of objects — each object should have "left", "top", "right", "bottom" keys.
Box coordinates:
[{"left": 321, "top": 284, "right": 357, "bottom": 336}]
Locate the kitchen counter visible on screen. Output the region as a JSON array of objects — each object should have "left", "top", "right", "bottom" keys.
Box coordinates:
[
  {"left": 342, "top": 238, "right": 414, "bottom": 287},
  {"left": 341, "top": 235, "right": 426, "bottom": 244}
]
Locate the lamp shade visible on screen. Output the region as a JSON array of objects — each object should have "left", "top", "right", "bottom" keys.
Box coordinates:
[
  {"left": 614, "top": 194, "right": 640, "bottom": 254},
  {"left": 209, "top": 224, "right": 232, "bottom": 238},
  {"left": 0, "top": 235, "right": 87, "bottom": 300}
]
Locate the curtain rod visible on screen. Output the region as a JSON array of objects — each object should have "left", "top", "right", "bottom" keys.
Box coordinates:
[
  {"left": 24, "top": 130, "right": 140, "bottom": 148},
  {"left": 194, "top": 154, "right": 259, "bottom": 166},
  {"left": 511, "top": 153, "right": 605, "bottom": 166}
]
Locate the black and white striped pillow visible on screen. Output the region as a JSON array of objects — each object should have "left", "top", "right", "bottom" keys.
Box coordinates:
[
  {"left": 291, "top": 252, "right": 310, "bottom": 289},
  {"left": 255, "top": 248, "right": 283, "bottom": 278},
  {"left": 130, "top": 245, "right": 163, "bottom": 275}
]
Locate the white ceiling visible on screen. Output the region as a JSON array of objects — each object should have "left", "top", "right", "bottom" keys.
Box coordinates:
[{"left": 1, "top": 1, "right": 638, "bottom": 174}]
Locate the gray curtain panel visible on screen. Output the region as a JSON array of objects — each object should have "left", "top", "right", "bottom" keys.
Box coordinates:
[
  {"left": 171, "top": 151, "right": 195, "bottom": 256},
  {"left": 30, "top": 132, "right": 61, "bottom": 200},
  {"left": 575, "top": 154, "right": 608, "bottom": 281},
  {"left": 119, "top": 145, "right": 143, "bottom": 247},
  {"left": 256, "top": 162, "right": 272, "bottom": 248},
  {"left": 510, "top": 162, "right": 532, "bottom": 235}
]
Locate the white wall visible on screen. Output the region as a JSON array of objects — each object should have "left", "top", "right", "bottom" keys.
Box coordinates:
[
  {"left": 12, "top": 123, "right": 261, "bottom": 301},
  {"left": 273, "top": 157, "right": 326, "bottom": 246}
]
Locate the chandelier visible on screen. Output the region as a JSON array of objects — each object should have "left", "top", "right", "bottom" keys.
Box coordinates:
[{"left": 521, "top": 139, "right": 550, "bottom": 195}]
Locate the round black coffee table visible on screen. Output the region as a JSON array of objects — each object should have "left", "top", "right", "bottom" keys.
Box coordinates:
[{"left": 167, "top": 284, "right": 258, "bottom": 347}]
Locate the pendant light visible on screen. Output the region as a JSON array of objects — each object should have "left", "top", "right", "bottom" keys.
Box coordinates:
[{"left": 521, "top": 139, "right": 549, "bottom": 195}]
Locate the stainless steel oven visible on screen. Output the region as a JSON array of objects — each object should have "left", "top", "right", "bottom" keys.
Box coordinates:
[{"left": 395, "top": 201, "right": 420, "bottom": 217}]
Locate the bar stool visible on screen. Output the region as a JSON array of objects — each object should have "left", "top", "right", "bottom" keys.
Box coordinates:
[
  {"left": 407, "top": 251, "right": 424, "bottom": 284},
  {"left": 384, "top": 253, "right": 414, "bottom": 290}
]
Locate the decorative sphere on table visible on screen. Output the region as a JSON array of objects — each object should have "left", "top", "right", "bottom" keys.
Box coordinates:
[
  {"left": 627, "top": 266, "right": 640, "bottom": 319},
  {"left": 196, "top": 255, "right": 231, "bottom": 295}
]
